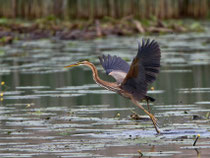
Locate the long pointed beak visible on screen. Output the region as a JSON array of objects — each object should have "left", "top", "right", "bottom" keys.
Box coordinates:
[{"left": 64, "top": 63, "right": 80, "bottom": 68}]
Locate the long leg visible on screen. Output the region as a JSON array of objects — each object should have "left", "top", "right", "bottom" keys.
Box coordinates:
[
  {"left": 146, "top": 99, "right": 151, "bottom": 113},
  {"left": 131, "top": 97, "right": 160, "bottom": 134}
]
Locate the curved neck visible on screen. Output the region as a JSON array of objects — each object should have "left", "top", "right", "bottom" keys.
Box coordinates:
[
  {"left": 83, "top": 62, "right": 118, "bottom": 91},
  {"left": 84, "top": 62, "right": 105, "bottom": 86}
]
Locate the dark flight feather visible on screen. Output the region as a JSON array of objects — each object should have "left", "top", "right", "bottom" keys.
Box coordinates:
[{"left": 120, "top": 39, "right": 161, "bottom": 101}]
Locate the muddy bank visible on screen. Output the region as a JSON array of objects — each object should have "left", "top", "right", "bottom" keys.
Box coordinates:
[{"left": 0, "top": 17, "right": 204, "bottom": 45}]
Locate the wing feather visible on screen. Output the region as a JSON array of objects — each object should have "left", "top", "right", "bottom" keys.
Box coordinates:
[
  {"left": 120, "top": 39, "right": 161, "bottom": 101},
  {"left": 99, "top": 55, "right": 130, "bottom": 83}
]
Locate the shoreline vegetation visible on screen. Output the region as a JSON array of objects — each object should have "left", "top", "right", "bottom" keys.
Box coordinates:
[
  {"left": 0, "top": 0, "right": 209, "bottom": 45},
  {"left": 0, "top": 16, "right": 205, "bottom": 45},
  {"left": 0, "top": 0, "right": 209, "bottom": 19}
]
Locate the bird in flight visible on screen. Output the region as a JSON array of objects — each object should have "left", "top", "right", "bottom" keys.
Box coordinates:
[{"left": 65, "top": 39, "right": 161, "bottom": 133}]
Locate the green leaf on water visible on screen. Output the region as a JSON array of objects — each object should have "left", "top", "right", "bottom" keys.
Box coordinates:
[
  {"left": 0, "top": 49, "right": 5, "bottom": 56},
  {"left": 190, "top": 22, "right": 204, "bottom": 32},
  {"left": 206, "top": 112, "right": 210, "bottom": 119},
  {"left": 34, "top": 110, "right": 42, "bottom": 115},
  {"left": 0, "top": 18, "right": 9, "bottom": 25}
]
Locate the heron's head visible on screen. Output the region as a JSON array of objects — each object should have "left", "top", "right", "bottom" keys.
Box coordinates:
[{"left": 64, "top": 61, "right": 90, "bottom": 68}]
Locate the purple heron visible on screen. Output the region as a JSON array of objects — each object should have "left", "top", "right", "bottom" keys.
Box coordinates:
[{"left": 65, "top": 39, "right": 161, "bottom": 133}]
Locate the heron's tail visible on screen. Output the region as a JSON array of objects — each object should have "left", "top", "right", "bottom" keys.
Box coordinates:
[{"left": 145, "top": 96, "right": 155, "bottom": 102}]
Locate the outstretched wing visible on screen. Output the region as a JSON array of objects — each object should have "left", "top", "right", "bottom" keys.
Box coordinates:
[
  {"left": 99, "top": 54, "right": 130, "bottom": 84},
  {"left": 120, "top": 39, "right": 161, "bottom": 100}
]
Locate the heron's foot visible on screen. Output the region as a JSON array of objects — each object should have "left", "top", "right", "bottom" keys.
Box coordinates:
[
  {"left": 148, "top": 113, "right": 160, "bottom": 134},
  {"left": 130, "top": 97, "right": 160, "bottom": 133}
]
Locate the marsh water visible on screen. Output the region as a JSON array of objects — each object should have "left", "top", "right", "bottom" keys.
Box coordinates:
[{"left": 1, "top": 29, "right": 210, "bottom": 158}]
